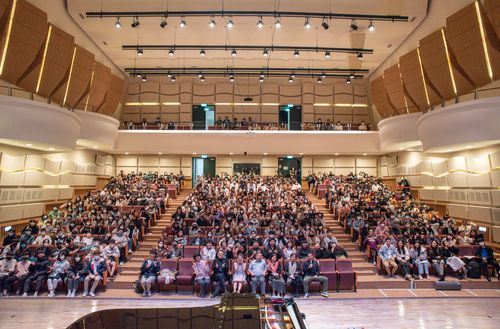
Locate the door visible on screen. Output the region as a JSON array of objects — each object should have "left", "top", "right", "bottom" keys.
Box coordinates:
[
  {"left": 192, "top": 157, "right": 216, "bottom": 186},
  {"left": 278, "top": 157, "right": 302, "bottom": 182},
  {"left": 279, "top": 105, "right": 302, "bottom": 130},
  {"left": 192, "top": 105, "right": 216, "bottom": 130}
]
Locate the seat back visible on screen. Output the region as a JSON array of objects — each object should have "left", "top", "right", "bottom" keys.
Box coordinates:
[
  {"left": 183, "top": 246, "right": 200, "bottom": 259},
  {"left": 160, "top": 259, "right": 178, "bottom": 272},
  {"left": 319, "top": 259, "right": 336, "bottom": 272},
  {"left": 336, "top": 259, "right": 353, "bottom": 272},
  {"left": 178, "top": 259, "right": 193, "bottom": 275}
]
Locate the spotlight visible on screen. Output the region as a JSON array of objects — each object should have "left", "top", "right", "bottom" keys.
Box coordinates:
[
  {"left": 167, "top": 73, "right": 172, "bottom": 78},
  {"left": 115, "top": 17, "right": 122, "bottom": 29},
  {"left": 357, "top": 52, "right": 363, "bottom": 59},
  {"left": 136, "top": 73, "right": 141, "bottom": 78},
  {"left": 179, "top": 17, "right": 186, "bottom": 28},
  {"left": 229, "top": 74, "right": 235, "bottom": 82},
  {"left": 325, "top": 51, "right": 331, "bottom": 58},
  {"left": 257, "top": 16, "right": 264, "bottom": 28},
  {"left": 293, "top": 50, "right": 300, "bottom": 57},
  {"left": 304, "top": 17, "right": 311, "bottom": 29},
  {"left": 200, "top": 75, "right": 205, "bottom": 82},
  {"left": 231, "top": 49, "right": 237, "bottom": 57},
  {"left": 317, "top": 77, "right": 322, "bottom": 83},
  {"left": 288, "top": 76, "right": 294, "bottom": 83},
  {"left": 368, "top": 19, "right": 375, "bottom": 32},
  {"left": 171, "top": 75, "right": 176, "bottom": 82},
  {"left": 349, "top": 73, "right": 355, "bottom": 79},
  {"left": 200, "top": 49, "right": 206, "bottom": 56},
  {"left": 227, "top": 18, "right": 234, "bottom": 28},
  {"left": 275, "top": 17, "right": 281, "bottom": 28},
  {"left": 263, "top": 49, "right": 269, "bottom": 57},
  {"left": 137, "top": 48, "right": 143, "bottom": 56},
  {"left": 259, "top": 73, "right": 265, "bottom": 82},
  {"left": 197, "top": 72, "right": 203, "bottom": 78},
  {"left": 141, "top": 75, "right": 147, "bottom": 82},
  {"left": 131, "top": 16, "right": 140, "bottom": 28},
  {"left": 290, "top": 72, "right": 296, "bottom": 78},
  {"left": 168, "top": 49, "right": 175, "bottom": 56},
  {"left": 160, "top": 17, "right": 167, "bottom": 28},
  {"left": 350, "top": 19, "right": 358, "bottom": 31},
  {"left": 209, "top": 16, "right": 216, "bottom": 28},
  {"left": 321, "top": 73, "right": 326, "bottom": 79},
  {"left": 346, "top": 78, "right": 351, "bottom": 84},
  {"left": 321, "top": 17, "right": 329, "bottom": 30}
]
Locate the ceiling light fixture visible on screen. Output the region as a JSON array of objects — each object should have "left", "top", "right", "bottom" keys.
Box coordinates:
[
  {"left": 317, "top": 77, "right": 323, "bottom": 83},
  {"left": 291, "top": 72, "right": 296, "bottom": 78},
  {"left": 257, "top": 16, "right": 264, "bottom": 28},
  {"left": 325, "top": 51, "right": 331, "bottom": 58},
  {"left": 346, "top": 78, "right": 351, "bottom": 84},
  {"left": 229, "top": 74, "right": 235, "bottom": 82},
  {"left": 179, "top": 17, "right": 186, "bottom": 28},
  {"left": 137, "top": 48, "right": 143, "bottom": 56},
  {"left": 288, "top": 76, "right": 294, "bottom": 83},
  {"left": 321, "top": 73, "right": 326, "bottom": 79},
  {"left": 304, "top": 17, "right": 312, "bottom": 29},
  {"left": 48, "top": 147, "right": 55, "bottom": 151},
  {"left": 294, "top": 50, "right": 300, "bottom": 57},
  {"left": 263, "top": 49, "right": 269, "bottom": 57},
  {"left": 368, "top": 19, "right": 375, "bottom": 32},
  {"left": 227, "top": 18, "right": 234, "bottom": 28},
  {"left": 26, "top": 144, "right": 32, "bottom": 147},
  {"left": 350, "top": 19, "right": 358, "bottom": 31},
  {"left": 274, "top": 16, "right": 281, "bottom": 28},
  {"left": 168, "top": 49, "right": 175, "bottom": 56},
  {"left": 160, "top": 17, "right": 167, "bottom": 28},
  {"left": 200, "top": 49, "right": 206, "bottom": 56},
  {"left": 141, "top": 75, "right": 147, "bottom": 82},
  {"left": 209, "top": 16, "right": 216, "bottom": 28},
  {"left": 321, "top": 17, "right": 329, "bottom": 30},
  {"left": 115, "top": 17, "right": 122, "bottom": 28},
  {"left": 171, "top": 75, "right": 176, "bottom": 81},
  {"left": 231, "top": 49, "right": 237, "bottom": 57},
  {"left": 259, "top": 73, "right": 265, "bottom": 82},
  {"left": 349, "top": 73, "right": 355, "bottom": 79},
  {"left": 131, "top": 16, "right": 140, "bottom": 28},
  {"left": 357, "top": 52, "right": 363, "bottom": 59},
  {"left": 167, "top": 73, "right": 172, "bottom": 78},
  {"left": 200, "top": 75, "right": 205, "bottom": 82},
  {"left": 197, "top": 72, "right": 203, "bottom": 78}
]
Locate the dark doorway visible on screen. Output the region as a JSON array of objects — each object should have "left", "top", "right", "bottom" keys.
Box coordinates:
[
  {"left": 279, "top": 105, "right": 302, "bottom": 130},
  {"left": 192, "top": 104, "right": 215, "bottom": 130},
  {"left": 278, "top": 156, "right": 302, "bottom": 182},
  {"left": 192, "top": 156, "right": 216, "bottom": 186}
]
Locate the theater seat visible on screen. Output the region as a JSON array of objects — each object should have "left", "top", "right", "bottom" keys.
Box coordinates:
[
  {"left": 319, "top": 259, "right": 338, "bottom": 292},
  {"left": 158, "top": 259, "right": 178, "bottom": 293},
  {"left": 177, "top": 260, "right": 194, "bottom": 292},
  {"left": 183, "top": 246, "right": 200, "bottom": 259},
  {"left": 337, "top": 259, "right": 357, "bottom": 291}
]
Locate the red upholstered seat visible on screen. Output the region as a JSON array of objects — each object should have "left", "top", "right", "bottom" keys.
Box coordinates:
[
  {"left": 319, "top": 259, "right": 338, "bottom": 291},
  {"left": 336, "top": 259, "right": 357, "bottom": 291},
  {"left": 158, "top": 259, "right": 178, "bottom": 292},
  {"left": 176, "top": 260, "right": 194, "bottom": 292},
  {"left": 183, "top": 246, "right": 200, "bottom": 259}
]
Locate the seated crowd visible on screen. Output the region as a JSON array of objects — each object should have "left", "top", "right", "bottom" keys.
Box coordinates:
[
  {"left": 0, "top": 172, "right": 181, "bottom": 297},
  {"left": 138, "top": 175, "right": 353, "bottom": 298},
  {"left": 314, "top": 171, "right": 500, "bottom": 282}
]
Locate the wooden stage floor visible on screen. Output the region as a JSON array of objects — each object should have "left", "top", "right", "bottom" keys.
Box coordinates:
[{"left": 1, "top": 295, "right": 499, "bottom": 329}]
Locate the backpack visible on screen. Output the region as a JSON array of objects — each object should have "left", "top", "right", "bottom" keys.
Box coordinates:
[
  {"left": 467, "top": 260, "right": 481, "bottom": 279},
  {"left": 134, "top": 279, "right": 143, "bottom": 293}
]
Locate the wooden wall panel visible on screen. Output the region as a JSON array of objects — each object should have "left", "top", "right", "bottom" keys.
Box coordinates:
[
  {"left": 0, "top": 0, "right": 47, "bottom": 85},
  {"left": 102, "top": 74, "right": 124, "bottom": 115},
  {"left": 34, "top": 25, "right": 74, "bottom": 98},
  {"left": 83, "top": 62, "right": 111, "bottom": 112},
  {"left": 484, "top": 0, "right": 500, "bottom": 40},
  {"left": 370, "top": 76, "right": 394, "bottom": 118},
  {"left": 419, "top": 29, "right": 456, "bottom": 101},
  {"left": 64, "top": 46, "right": 94, "bottom": 108},
  {"left": 399, "top": 49, "right": 432, "bottom": 111},
  {"left": 445, "top": 3, "right": 491, "bottom": 88},
  {"left": 480, "top": 1, "right": 500, "bottom": 81},
  {"left": 383, "top": 64, "right": 407, "bottom": 115}
]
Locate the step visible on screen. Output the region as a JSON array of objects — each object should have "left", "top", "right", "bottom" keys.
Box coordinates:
[{"left": 356, "top": 276, "right": 500, "bottom": 290}]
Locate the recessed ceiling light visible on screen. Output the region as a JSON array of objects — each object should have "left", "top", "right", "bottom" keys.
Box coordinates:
[
  {"left": 48, "top": 147, "right": 55, "bottom": 151},
  {"left": 299, "top": 153, "right": 304, "bottom": 155},
  {"left": 446, "top": 149, "right": 452, "bottom": 152},
  {"left": 334, "top": 153, "right": 339, "bottom": 155},
  {"left": 363, "top": 153, "right": 367, "bottom": 156},
  {"left": 263, "top": 152, "right": 268, "bottom": 155},
  {"left": 192, "top": 152, "right": 197, "bottom": 155},
  {"left": 158, "top": 152, "right": 162, "bottom": 155},
  {"left": 93, "top": 146, "right": 98, "bottom": 149},
  {"left": 125, "top": 152, "right": 129, "bottom": 155},
  {"left": 229, "top": 152, "right": 234, "bottom": 155},
  {"left": 466, "top": 145, "right": 472, "bottom": 148},
  {"left": 26, "top": 144, "right": 32, "bottom": 147}
]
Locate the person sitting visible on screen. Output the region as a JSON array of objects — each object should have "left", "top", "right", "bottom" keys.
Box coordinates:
[
  {"left": 102, "top": 240, "right": 120, "bottom": 280},
  {"left": 82, "top": 250, "right": 106, "bottom": 297},
  {"left": 33, "top": 228, "right": 52, "bottom": 246},
  {"left": 428, "top": 240, "right": 446, "bottom": 281},
  {"left": 395, "top": 240, "right": 412, "bottom": 280},
  {"left": 193, "top": 253, "right": 211, "bottom": 297},
  {"left": 329, "top": 242, "right": 349, "bottom": 259},
  {"left": 66, "top": 254, "right": 86, "bottom": 297},
  {"left": 334, "top": 121, "right": 343, "bottom": 131},
  {"left": 302, "top": 253, "right": 328, "bottom": 298},
  {"left": 0, "top": 252, "right": 16, "bottom": 296},
  {"left": 140, "top": 251, "right": 160, "bottom": 297},
  {"left": 249, "top": 251, "right": 267, "bottom": 296},
  {"left": 201, "top": 241, "right": 216, "bottom": 261},
  {"left": 211, "top": 250, "right": 229, "bottom": 298},
  {"left": 165, "top": 242, "right": 183, "bottom": 259},
  {"left": 410, "top": 241, "right": 429, "bottom": 280},
  {"left": 378, "top": 238, "right": 398, "bottom": 278},
  {"left": 474, "top": 239, "right": 500, "bottom": 281},
  {"left": 3, "top": 251, "right": 30, "bottom": 296},
  {"left": 23, "top": 249, "right": 50, "bottom": 297},
  {"left": 47, "top": 252, "right": 70, "bottom": 297},
  {"left": 358, "top": 121, "right": 368, "bottom": 131},
  {"left": 284, "top": 253, "right": 302, "bottom": 298},
  {"left": 297, "top": 242, "right": 313, "bottom": 259},
  {"left": 267, "top": 254, "right": 285, "bottom": 297},
  {"left": 231, "top": 254, "right": 247, "bottom": 294},
  {"left": 111, "top": 229, "right": 128, "bottom": 265}
]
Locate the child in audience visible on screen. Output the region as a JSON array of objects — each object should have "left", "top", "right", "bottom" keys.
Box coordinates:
[{"left": 232, "top": 254, "right": 247, "bottom": 293}]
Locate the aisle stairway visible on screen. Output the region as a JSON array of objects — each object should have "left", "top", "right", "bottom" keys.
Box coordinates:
[
  {"left": 106, "top": 188, "right": 192, "bottom": 290},
  {"left": 307, "top": 191, "right": 500, "bottom": 290}
]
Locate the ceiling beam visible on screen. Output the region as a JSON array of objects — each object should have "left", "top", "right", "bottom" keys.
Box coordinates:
[
  {"left": 86, "top": 10, "right": 408, "bottom": 22},
  {"left": 123, "top": 44, "right": 373, "bottom": 55}
]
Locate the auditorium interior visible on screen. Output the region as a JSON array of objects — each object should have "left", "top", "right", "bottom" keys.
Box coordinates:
[{"left": 0, "top": 0, "right": 500, "bottom": 328}]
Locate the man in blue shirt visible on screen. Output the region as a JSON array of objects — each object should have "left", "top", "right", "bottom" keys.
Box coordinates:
[
  {"left": 249, "top": 252, "right": 267, "bottom": 296},
  {"left": 378, "top": 238, "right": 398, "bottom": 278}
]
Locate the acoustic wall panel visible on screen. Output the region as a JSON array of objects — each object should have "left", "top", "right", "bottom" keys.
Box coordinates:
[
  {"left": 370, "top": 76, "right": 394, "bottom": 118},
  {"left": 0, "top": 0, "right": 47, "bottom": 85},
  {"left": 484, "top": 0, "right": 500, "bottom": 39},
  {"left": 84, "top": 61, "right": 111, "bottom": 112},
  {"left": 383, "top": 64, "right": 407, "bottom": 115},
  {"left": 479, "top": 1, "right": 500, "bottom": 81},
  {"left": 102, "top": 74, "right": 124, "bottom": 114},
  {"left": 445, "top": 3, "right": 491, "bottom": 87}
]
